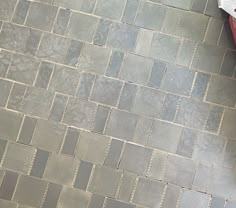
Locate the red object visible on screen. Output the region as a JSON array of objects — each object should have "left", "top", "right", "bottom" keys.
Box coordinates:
[{"left": 229, "top": 15, "right": 236, "bottom": 44}]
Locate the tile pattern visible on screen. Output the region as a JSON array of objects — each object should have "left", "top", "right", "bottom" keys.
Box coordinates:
[{"left": 0, "top": 0, "right": 235, "bottom": 207}]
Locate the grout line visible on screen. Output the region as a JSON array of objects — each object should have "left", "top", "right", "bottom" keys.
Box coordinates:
[
  {"left": 23, "top": 0, "right": 32, "bottom": 25},
  {"left": 217, "top": 19, "right": 225, "bottom": 47},
  {"left": 10, "top": 0, "right": 20, "bottom": 23},
  {"left": 129, "top": 176, "right": 139, "bottom": 203},
  {"left": 159, "top": 184, "right": 168, "bottom": 208},
  {"left": 86, "top": 163, "right": 95, "bottom": 192},
  {"left": 40, "top": 182, "right": 49, "bottom": 208},
  {"left": 115, "top": 171, "right": 124, "bottom": 198}
]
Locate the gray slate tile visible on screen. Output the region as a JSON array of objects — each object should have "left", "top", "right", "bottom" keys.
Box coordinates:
[
  {"left": 53, "top": 0, "right": 83, "bottom": 11},
  {"left": 120, "top": 53, "right": 153, "bottom": 85},
  {"left": 26, "top": 2, "right": 58, "bottom": 31},
  {"left": 94, "top": 19, "right": 112, "bottom": 46},
  {"left": 24, "top": 29, "right": 42, "bottom": 56},
  {"left": 90, "top": 76, "right": 123, "bottom": 106},
  {"left": 206, "top": 76, "right": 236, "bottom": 107},
  {"left": 122, "top": 0, "right": 140, "bottom": 24},
  {"left": 133, "top": 177, "right": 165, "bottom": 208},
  {"left": 88, "top": 165, "right": 122, "bottom": 197},
  {"left": 105, "top": 109, "right": 138, "bottom": 140},
  {"left": 120, "top": 143, "right": 152, "bottom": 175},
  {"left": 164, "top": 155, "right": 196, "bottom": 188},
  {"left": 107, "top": 23, "right": 139, "bottom": 52},
  {"left": 0, "top": 50, "right": 12, "bottom": 77},
  {"left": 12, "top": 0, "right": 31, "bottom": 24},
  {"left": 0, "top": 79, "right": 12, "bottom": 107},
  {"left": 63, "top": 98, "right": 97, "bottom": 129},
  {"left": 148, "top": 61, "right": 166, "bottom": 89},
  {"left": 94, "top": 0, "right": 127, "bottom": 20},
  {"left": 149, "top": 33, "right": 181, "bottom": 63},
  {"left": 205, "top": 0, "right": 227, "bottom": 18},
  {"left": 61, "top": 127, "right": 80, "bottom": 156},
  {"left": 88, "top": 194, "right": 105, "bottom": 208},
  {"left": 49, "top": 65, "right": 80, "bottom": 95},
  {"left": 220, "top": 109, "right": 236, "bottom": 139},
  {"left": 42, "top": 183, "right": 62, "bottom": 208},
  {"left": 0, "top": 199, "right": 17, "bottom": 208},
  {"left": 106, "top": 51, "right": 124, "bottom": 78},
  {"left": 35, "top": 62, "right": 54, "bottom": 89},
  {"left": 64, "top": 40, "right": 83, "bottom": 67},
  {"left": 205, "top": 106, "right": 224, "bottom": 133},
  {"left": 53, "top": 8, "right": 71, "bottom": 35},
  {"left": 78, "top": 43, "right": 111, "bottom": 74},
  {"left": 81, "top": 0, "right": 96, "bottom": 13},
  {"left": 92, "top": 105, "right": 110, "bottom": 133},
  {"left": 162, "top": 0, "right": 192, "bottom": 10},
  {"left": 132, "top": 86, "right": 166, "bottom": 118},
  {"left": 66, "top": 12, "right": 98, "bottom": 42},
  {"left": 191, "top": 0, "right": 207, "bottom": 13},
  {"left": 148, "top": 120, "right": 182, "bottom": 153},
  {"left": 0, "top": 0, "right": 17, "bottom": 21},
  {"left": 135, "top": 1, "right": 167, "bottom": 30},
  {"left": 0, "top": 140, "right": 7, "bottom": 163},
  {"left": 76, "top": 131, "right": 110, "bottom": 164},
  {"left": 219, "top": 21, "right": 236, "bottom": 49},
  {"left": 221, "top": 50, "right": 236, "bottom": 77},
  {"left": 162, "top": 184, "right": 181, "bottom": 208},
  {"left": 104, "top": 198, "right": 135, "bottom": 208}
]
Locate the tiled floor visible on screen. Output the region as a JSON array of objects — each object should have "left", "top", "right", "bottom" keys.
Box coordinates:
[{"left": 0, "top": 0, "right": 235, "bottom": 207}]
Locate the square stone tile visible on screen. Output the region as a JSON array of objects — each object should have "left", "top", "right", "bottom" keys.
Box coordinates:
[
  {"left": 66, "top": 12, "right": 98, "bottom": 42},
  {"left": 148, "top": 150, "right": 167, "bottom": 180},
  {"left": 2, "top": 142, "right": 36, "bottom": 174},
  {"left": 119, "top": 143, "right": 152, "bottom": 175},
  {"left": 0, "top": 109, "right": 23, "bottom": 141},
  {"left": 192, "top": 133, "right": 225, "bottom": 165},
  {"left": 78, "top": 43, "right": 111, "bottom": 74},
  {"left": 0, "top": 79, "right": 12, "bottom": 107},
  {"left": 76, "top": 131, "right": 110, "bottom": 164},
  {"left": 132, "top": 86, "right": 166, "bottom": 118},
  {"left": 32, "top": 119, "right": 66, "bottom": 152},
  {"left": 0, "top": 0, "right": 17, "bottom": 21},
  {"left": 175, "top": 98, "right": 210, "bottom": 130},
  {"left": 104, "top": 198, "right": 135, "bottom": 208},
  {"left": 13, "top": 175, "right": 47, "bottom": 207},
  {"left": 220, "top": 109, "right": 236, "bottom": 139},
  {"left": 44, "top": 153, "right": 78, "bottom": 186},
  {"left": 107, "top": 23, "right": 139, "bottom": 52},
  {"left": 148, "top": 120, "right": 183, "bottom": 153},
  {"left": 105, "top": 109, "right": 138, "bottom": 140},
  {"left": 0, "top": 23, "right": 30, "bottom": 53},
  {"left": 162, "top": 0, "right": 192, "bottom": 10},
  {"left": 88, "top": 194, "right": 105, "bottom": 208},
  {"left": 53, "top": 0, "right": 83, "bottom": 11},
  {"left": 179, "top": 190, "right": 210, "bottom": 208},
  {"left": 37, "top": 33, "right": 69, "bottom": 63},
  {"left": 94, "top": 0, "right": 126, "bottom": 20},
  {"left": 49, "top": 65, "right": 80, "bottom": 96},
  {"left": 133, "top": 177, "right": 165, "bottom": 208},
  {"left": 192, "top": 44, "right": 225, "bottom": 73},
  {"left": 119, "top": 53, "right": 153, "bottom": 85},
  {"left": 26, "top": 2, "right": 58, "bottom": 31},
  {"left": 88, "top": 165, "right": 122, "bottom": 197},
  {"left": 149, "top": 33, "right": 181, "bottom": 63},
  {"left": 58, "top": 187, "right": 91, "bottom": 208},
  {"left": 7, "top": 53, "right": 40, "bottom": 85},
  {"left": 176, "top": 11, "right": 209, "bottom": 41},
  {"left": 164, "top": 155, "right": 196, "bottom": 188},
  {"left": 63, "top": 98, "right": 97, "bottom": 129},
  {"left": 206, "top": 76, "right": 236, "bottom": 107},
  {"left": 90, "top": 76, "right": 123, "bottom": 106},
  {"left": 135, "top": 1, "right": 166, "bottom": 30},
  {"left": 161, "top": 64, "right": 195, "bottom": 96}
]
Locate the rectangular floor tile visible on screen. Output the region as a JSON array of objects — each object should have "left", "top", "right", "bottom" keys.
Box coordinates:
[
  {"left": 53, "top": 8, "right": 71, "bottom": 35},
  {"left": 93, "top": 19, "right": 111, "bottom": 46},
  {"left": 106, "top": 51, "right": 124, "bottom": 78},
  {"left": 12, "top": 0, "right": 31, "bottom": 24},
  {"left": 92, "top": 105, "right": 110, "bottom": 133},
  {"left": 42, "top": 183, "right": 62, "bottom": 208},
  {"left": 122, "top": 0, "right": 140, "bottom": 24},
  {"left": 35, "top": 62, "right": 54, "bottom": 89}
]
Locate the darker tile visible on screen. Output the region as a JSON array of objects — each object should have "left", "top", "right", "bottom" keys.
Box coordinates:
[
  {"left": 76, "top": 73, "right": 95, "bottom": 99},
  {"left": 42, "top": 183, "right": 62, "bottom": 208},
  {"left": 105, "top": 109, "right": 138, "bottom": 141},
  {"left": 122, "top": 0, "right": 140, "bottom": 24},
  {"left": 0, "top": 171, "right": 18, "bottom": 200},
  {"left": 205, "top": 0, "right": 227, "bottom": 19},
  {"left": 93, "top": 105, "right": 110, "bottom": 133},
  {"left": 0, "top": 50, "right": 12, "bottom": 77},
  {"left": 26, "top": 2, "right": 58, "bottom": 31},
  {"left": 148, "top": 61, "right": 166, "bottom": 89},
  {"left": 220, "top": 50, "right": 236, "bottom": 77},
  {"left": 191, "top": 0, "right": 207, "bottom": 13},
  {"left": 64, "top": 40, "right": 83, "bottom": 67},
  {"left": 18, "top": 116, "right": 37, "bottom": 145},
  {"left": 12, "top": 0, "right": 31, "bottom": 24},
  {"left": 191, "top": 72, "right": 210, "bottom": 100},
  {"left": 0, "top": 79, "right": 12, "bottom": 107},
  {"left": 81, "top": 0, "right": 96, "bottom": 13},
  {"left": 24, "top": 29, "right": 42, "bottom": 56},
  {"left": 119, "top": 143, "right": 152, "bottom": 175},
  {"left": 90, "top": 76, "right": 123, "bottom": 106},
  {"left": 107, "top": 23, "right": 139, "bottom": 52},
  {"left": 88, "top": 194, "right": 105, "bottom": 208},
  {"left": 74, "top": 160, "right": 93, "bottom": 190},
  {"left": 210, "top": 197, "right": 225, "bottom": 208},
  {"left": 220, "top": 109, "right": 236, "bottom": 138},
  {"left": 220, "top": 21, "right": 236, "bottom": 49},
  {"left": 104, "top": 198, "right": 135, "bottom": 208},
  {"left": 161, "top": 94, "right": 180, "bottom": 122},
  {"left": 176, "top": 128, "right": 197, "bottom": 158},
  {"left": 0, "top": 139, "right": 7, "bottom": 163},
  {"left": 61, "top": 127, "right": 80, "bottom": 156},
  {"left": 106, "top": 51, "right": 124, "bottom": 78},
  {"left": 53, "top": 8, "right": 71, "bottom": 35},
  {"left": 162, "top": 184, "right": 181, "bottom": 208},
  {"left": 49, "top": 94, "right": 68, "bottom": 122},
  {"left": 94, "top": 19, "right": 112, "bottom": 46},
  {"left": 30, "top": 149, "right": 49, "bottom": 178},
  {"left": 205, "top": 106, "right": 224, "bottom": 133},
  {"left": 105, "top": 139, "right": 124, "bottom": 168},
  {"left": 35, "top": 62, "right": 54, "bottom": 89},
  {"left": 118, "top": 83, "right": 137, "bottom": 111}
]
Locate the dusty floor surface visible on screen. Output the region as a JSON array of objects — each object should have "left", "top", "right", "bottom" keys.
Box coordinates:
[{"left": 0, "top": 0, "right": 236, "bottom": 207}]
